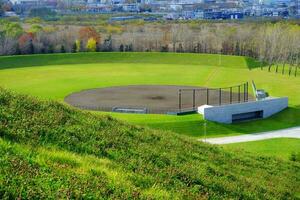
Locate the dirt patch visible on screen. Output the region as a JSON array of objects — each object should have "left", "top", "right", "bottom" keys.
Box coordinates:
[{"left": 65, "top": 85, "right": 252, "bottom": 114}]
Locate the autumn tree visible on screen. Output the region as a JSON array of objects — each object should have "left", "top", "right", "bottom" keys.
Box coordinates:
[
  {"left": 86, "top": 38, "right": 96, "bottom": 52},
  {"left": 78, "top": 26, "right": 101, "bottom": 48},
  {"left": 18, "top": 32, "right": 35, "bottom": 54}
]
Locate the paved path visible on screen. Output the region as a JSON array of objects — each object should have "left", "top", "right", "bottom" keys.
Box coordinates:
[{"left": 200, "top": 126, "right": 300, "bottom": 144}]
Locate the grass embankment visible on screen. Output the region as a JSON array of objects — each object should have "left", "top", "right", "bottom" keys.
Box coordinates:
[
  {"left": 0, "top": 52, "right": 299, "bottom": 139},
  {"left": 0, "top": 89, "right": 299, "bottom": 199}
]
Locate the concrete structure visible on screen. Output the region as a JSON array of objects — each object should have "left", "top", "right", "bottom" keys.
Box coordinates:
[{"left": 198, "top": 97, "right": 288, "bottom": 124}]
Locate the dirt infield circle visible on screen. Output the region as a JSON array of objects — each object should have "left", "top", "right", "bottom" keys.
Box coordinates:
[{"left": 65, "top": 85, "right": 245, "bottom": 114}]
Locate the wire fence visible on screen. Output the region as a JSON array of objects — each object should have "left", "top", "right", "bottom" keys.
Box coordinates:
[{"left": 178, "top": 82, "right": 250, "bottom": 111}]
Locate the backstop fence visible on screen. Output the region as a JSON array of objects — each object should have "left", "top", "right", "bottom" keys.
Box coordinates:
[{"left": 178, "top": 82, "right": 250, "bottom": 111}]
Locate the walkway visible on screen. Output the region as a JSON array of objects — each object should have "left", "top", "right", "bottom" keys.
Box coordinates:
[{"left": 200, "top": 126, "right": 300, "bottom": 144}]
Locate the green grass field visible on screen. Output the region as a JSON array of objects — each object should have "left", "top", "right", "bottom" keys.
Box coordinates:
[
  {"left": 0, "top": 52, "right": 299, "bottom": 159},
  {"left": 224, "top": 138, "right": 300, "bottom": 160}
]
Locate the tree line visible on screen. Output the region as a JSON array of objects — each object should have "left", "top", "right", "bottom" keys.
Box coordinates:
[{"left": 0, "top": 20, "right": 300, "bottom": 69}]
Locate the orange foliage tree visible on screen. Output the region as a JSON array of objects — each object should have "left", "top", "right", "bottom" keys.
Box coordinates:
[
  {"left": 78, "top": 26, "right": 101, "bottom": 43},
  {"left": 18, "top": 32, "right": 35, "bottom": 54}
]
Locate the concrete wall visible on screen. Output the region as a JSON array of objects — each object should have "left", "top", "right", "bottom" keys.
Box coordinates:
[{"left": 200, "top": 97, "right": 288, "bottom": 124}]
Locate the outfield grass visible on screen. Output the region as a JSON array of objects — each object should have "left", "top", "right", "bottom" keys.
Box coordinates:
[
  {"left": 223, "top": 138, "right": 300, "bottom": 161},
  {"left": 0, "top": 52, "right": 300, "bottom": 138}
]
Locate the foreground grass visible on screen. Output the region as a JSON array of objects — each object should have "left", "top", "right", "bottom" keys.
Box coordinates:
[
  {"left": 0, "top": 52, "right": 299, "bottom": 139},
  {"left": 0, "top": 88, "right": 299, "bottom": 199}
]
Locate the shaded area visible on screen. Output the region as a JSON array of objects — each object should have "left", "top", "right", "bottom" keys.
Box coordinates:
[
  {"left": 0, "top": 52, "right": 255, "bottom": 70},
  {"left": 245, "top": 57, "right": 266, "bottom": 69}
]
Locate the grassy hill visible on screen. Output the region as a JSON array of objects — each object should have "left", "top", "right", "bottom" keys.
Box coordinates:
[{"left": 0, "top": 88, "right": 299, "bottom": 199}]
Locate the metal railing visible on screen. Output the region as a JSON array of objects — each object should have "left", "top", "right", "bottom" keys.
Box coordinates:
[{"left": 178, "top": 82, "right": 250, "bottom": 111}]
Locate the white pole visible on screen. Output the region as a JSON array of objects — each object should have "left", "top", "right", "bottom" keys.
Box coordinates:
[{"left": 204, "top": 120, "right": 207, "bottom": 142}]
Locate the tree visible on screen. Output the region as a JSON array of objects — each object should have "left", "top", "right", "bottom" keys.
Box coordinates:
[
  {"left": 119, "top": 44, "right": 124, "bottom": 52},
  {"left": 71, "top": 42, "right": 77, "bottom": 53},
  {"left": 125, "top": 44, "right": 133, "bottom": 52},
  {"left": 60, "top": 45, "right": 66, "bottom": 53},
  {"left": 18, "top": 32, "right": 35, "bottom": 54},
  {"left": 102, "top": 36, "right": 113, "bottom": 52},
  {"left": 78, "top": 26, "right": 101, "bottom": 43},
  {"left": 160, "top": 45, "right": 169, "bottom": 52},
  {"left": 29, "top": 40, "right": 34, "bottom": 54},
  {"left": 86, "top": 38, "right": 96, "bottom": 52},
  {"left": 29, "top": 24, "right": 43, "bottom": 34},
  {"left": 0, "top": 20, "right": 23, "bottom": 55},
  {"left": 0, "top": 0, "right": 4, "bottom": 17},
  {"left": 48, "top": 44, "right": 54, "bottom": 53},
  {"left": 75, "top": 40, "right": 81, "bottom": 53}
]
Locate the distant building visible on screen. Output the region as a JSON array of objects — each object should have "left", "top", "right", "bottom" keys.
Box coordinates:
[
  {"left": 7, "top": 0, "right": 300, "bottom": 19},
  {"left": 109, "top": 15, "right": 142, "bottom": 21},
  {"left": 4, "top": 11, "right": 18, "bottom": 17}
]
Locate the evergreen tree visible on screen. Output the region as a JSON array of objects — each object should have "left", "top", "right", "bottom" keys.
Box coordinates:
[
  {"left": 119, "top": 44, "right": 124, "bottom": 52},
  {"left": 60, "top": 45, "right": 66, "bottom": 53},
  {"left": 28, "top": 40, "right": 34, "bottom": 54},
  {"left": 71, "top": 42, "right": 77, "bottom": 53},
  {"left": 48, "top": 45, "right": 54, "bottom": 53}
]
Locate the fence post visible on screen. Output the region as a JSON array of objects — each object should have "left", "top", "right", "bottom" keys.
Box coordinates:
[
  {"left": 246, "top": 82, "right": 249, "bottom": 101},
  {"left": 244, "top": 83, "right": 246, "bottom": 102},
  {"left": 219, "top": 88, "right": 222, "bottom": 105},
  {"left": 193, "top": 89, "right": 196, "bottom": 110},
  {"left": 179, "top": 89, "right": 182, "bottom": 111},
  {"left": 207, "top": 88, "right": 209, "bottom": 105},
  {"left": 238, "top": 85, "right": 241, "bottom": 103},
  {"left": 230, "top": 87, "right": 232, "bottom": 104}
]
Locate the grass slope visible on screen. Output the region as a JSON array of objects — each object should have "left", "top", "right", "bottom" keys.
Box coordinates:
[
  {"left": 0, "top": 52, "right": 257, "bottom": 69},
  {"left": 0, "top": 52, "right": 299, "bottom": 139},
  {"left": 0, "top": 89, "right": 300, "bottom": 199}
]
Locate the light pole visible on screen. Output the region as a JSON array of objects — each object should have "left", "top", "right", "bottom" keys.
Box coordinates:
[{"left": 204, "top": 120, "right": 207, "bottom": 142}]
